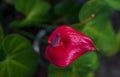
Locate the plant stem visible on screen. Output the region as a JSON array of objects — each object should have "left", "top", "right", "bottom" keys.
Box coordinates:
[{"left": 71, "top": 14, "right": 95, "bottom": 26}]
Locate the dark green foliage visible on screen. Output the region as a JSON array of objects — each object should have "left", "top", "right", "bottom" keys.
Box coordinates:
[
  {"left": 1, "top": 0, "right": 120, "bottom": 77},
  {"left": 79, "top": 0, "right": 117, "bottom": 56},
  {"left": 54, "top": 2, "right": 82, "bottom": 24},
  {"left": 9, "top": 0, "right": 51, "bottom": 28},
  {"left": 48, "top": 52, "right": 98, "bottom": 77},
  {"left": 0, "top": 27, "right": 38, "bottom": 77},
  {"left": 104, "top": 0, "right": 120, "bottom": 10}
]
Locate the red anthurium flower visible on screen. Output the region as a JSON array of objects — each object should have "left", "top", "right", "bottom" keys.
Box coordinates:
[{"left": 45, "top": 26, "right": 96, "bottom": 67}]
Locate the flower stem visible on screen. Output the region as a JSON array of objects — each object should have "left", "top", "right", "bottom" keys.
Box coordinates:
[{"left": 71, "top": 14, "right": 95, "bottom": 26}]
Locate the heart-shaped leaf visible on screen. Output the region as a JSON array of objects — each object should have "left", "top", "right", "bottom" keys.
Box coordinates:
[
  {"left": 10, "top": 0, "right": 51, "bottom": 29},
  {"left": 79, "top": 0, "right": 117, "bottom": 56},
  {"left": 48, "top": 52, "right": 98, "bottom": 77},
  {"left": 104, "top": 0, "right": 120, "bottom": 10},
  {"left": 0, "top": 34, "right": 38, "bottom": 77}
]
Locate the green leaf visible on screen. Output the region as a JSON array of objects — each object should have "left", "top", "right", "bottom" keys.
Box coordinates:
[
  {"left": 104, "top": 0, "right": 120, "bottom": 10},
  {"left": 0, "top": 34, "right": 38, "bottom": 77},
  {"left": 79, "top": 0, "right": 111, "bottom": 21},
  {"left": 55, "top": 2, "right": 81, "bottom": 24},
  {"left": 85, "top": 72, "right": 95, "bottom": 77},
  {"left": 117, "top": 31, "right": 120, "bottom": 50},
  {"left": 72, "top": 24, "right": 84, "bottom": 31},
  {"left": 71, "top": 52, "right": 98, "bottom": 73},
  {"left": 48, "top": 52, "right": 98, "bottom": 77},
  {"left": 49, "top": 65, "right": 95, "bottom": 77},
  {"left": 10, "top": 0, "right": 51, "bottom": 29},
  {"left": 83, "top": 21, "right": 117, "bottom": 56},
  {"left": 79, "top": 0, "right": 117, "bottom": 56},
  {"left": 48, "top": 65, "right": 79, "bottom": 77}
]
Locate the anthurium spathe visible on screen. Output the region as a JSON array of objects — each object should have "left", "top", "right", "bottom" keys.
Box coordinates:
[{"left": 45, "top": 26, "right": 96, "bottom": 67}]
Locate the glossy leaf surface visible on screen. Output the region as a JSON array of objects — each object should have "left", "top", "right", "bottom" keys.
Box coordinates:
[
  {"left": 79, "top": 0, "right": 117, "bottom": 56},
  {"left": 0, "top": 34, "right": 38, "bottom": 77}
]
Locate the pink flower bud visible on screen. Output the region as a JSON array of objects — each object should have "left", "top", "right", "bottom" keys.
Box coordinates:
[{"left": 45, "top": 26, "right": 96, "bottom": 67}]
